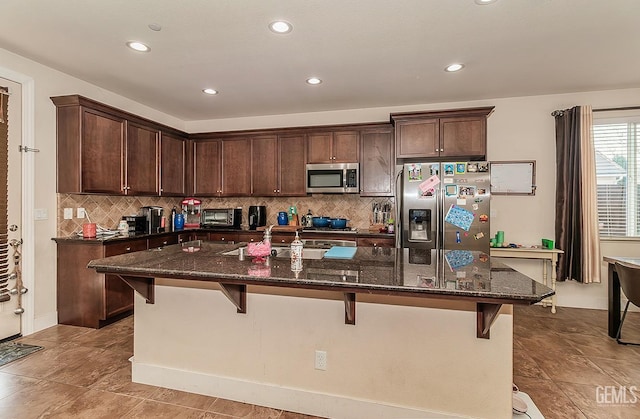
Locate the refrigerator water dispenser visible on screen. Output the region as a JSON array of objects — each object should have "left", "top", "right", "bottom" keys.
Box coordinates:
[{"left": 408, "top": 209, "right": 431, "bottom": 242}]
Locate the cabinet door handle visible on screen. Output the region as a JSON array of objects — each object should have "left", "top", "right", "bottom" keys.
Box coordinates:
[
  {"left": 125, "top": 247, "right": 131, "bottom": 251},
  {"left": 221, "top": 237, "right": 225, "bottom": 241},
  {"left": 273, "top": 189, "right": 277, "bottom": 193},
  {"left": 277, "top": 189, "right": 280, "bottom": 193},
  {"left": 162, "top": 241, "right": 168, "bottom": 245}
]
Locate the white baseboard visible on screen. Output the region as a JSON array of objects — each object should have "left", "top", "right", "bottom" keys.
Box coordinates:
[
  {"left": 31, "top": 311, "right": 57, "bottom": 334},
  {"left": 132, "top": 359, "right": 465, "bottom": 419}
]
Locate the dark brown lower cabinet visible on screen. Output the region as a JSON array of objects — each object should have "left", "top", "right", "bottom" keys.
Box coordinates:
[
  {"left": 356, "top": 237, "right": 395, "bottom": 248},
  {"left": 56, "top": 237, "right": 146, "bottom": 328},
  {"left": 237, "top": 231, "right": 263, "bottom": 243}
]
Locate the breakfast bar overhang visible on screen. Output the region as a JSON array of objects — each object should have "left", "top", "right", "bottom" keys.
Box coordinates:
[{"left": 89, "top": 242, "right": 553, "bottom": 418}]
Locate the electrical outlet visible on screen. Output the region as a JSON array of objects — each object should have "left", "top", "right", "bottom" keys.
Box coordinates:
[
  {"left": 77, "top": 208, "right": 86, "bottom": 219},
  {"left": 63, "top": 208, "right": 73, "bottom": 220},
  {"left": 315, "top": 350, "right": 327, "bottom": 371}
]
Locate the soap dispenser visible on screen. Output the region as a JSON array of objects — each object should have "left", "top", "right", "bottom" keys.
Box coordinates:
[{"left": 290, "top": 231, "right": 303, "bottom": 270}]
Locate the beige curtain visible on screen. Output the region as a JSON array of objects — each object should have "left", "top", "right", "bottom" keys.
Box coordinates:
[{"left": 579, "top": 106, "right": 601, "bottom": 283}]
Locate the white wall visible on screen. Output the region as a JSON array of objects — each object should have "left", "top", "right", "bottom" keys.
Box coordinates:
[
  {"left": 134, "top": 282, "right": 514, "bottom": 418},
  {"left": 2, "top": 45, "right": 639, "bottom": 331}
]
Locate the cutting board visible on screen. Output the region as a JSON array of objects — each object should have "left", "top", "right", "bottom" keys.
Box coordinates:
[{"left": 323, "top": 246, "right": 357, "bottom": 259}]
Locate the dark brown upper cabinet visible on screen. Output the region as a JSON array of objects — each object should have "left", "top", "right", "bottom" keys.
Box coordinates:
[
  {"left": 307, "top": 130, "right": 359, "bottom": 163},
  {"left": 392, "top": 107, "right": 494, "bottom": 160},
  {"left": 54, "top": 95, "right": 496, "bottom": 199},
  {"left": 78, "top": 108, "right": 126, "bottom": 194},
  {"left": 251, "top": 134, "right": 307, "bottom": 196},
  {"left": 191, "top": 137, "right": 251, "bottom": 197},
  {"left": 125, "top": 121, "right": 159, "bottom": 195},
  {"left": 52, "top": 95, "right": 188, "bottom": 196},
  {"left": 277, "top": 134, "right": 307, "bottom": 195},
  {"left": 222, "top": 138, "right": 252, "bottom": 196},
  {"left": 192, "top": 139, "right": 221, "bottom": 196},
  {"left": 160, "top": 132, "right": 187, "bottom": 196},
  {"left": 360, "top": 126, "right": 394, "bottom": 197}
]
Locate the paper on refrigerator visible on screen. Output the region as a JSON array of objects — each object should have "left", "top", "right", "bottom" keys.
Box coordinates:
[{"left": 444, "top": 204, "right": 475, "bottom": 231}]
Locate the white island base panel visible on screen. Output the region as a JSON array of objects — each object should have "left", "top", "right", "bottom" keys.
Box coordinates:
[{"left": 131, "top": 280, "right": 514, "bottom": 419}]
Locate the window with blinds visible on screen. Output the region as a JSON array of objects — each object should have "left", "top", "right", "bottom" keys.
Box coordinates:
[
  {"left": 593, "top": 113, "right": 640, "bottom": 238},
  {"left": 0, "top": 87, "right": 9, "bottom": 303}
]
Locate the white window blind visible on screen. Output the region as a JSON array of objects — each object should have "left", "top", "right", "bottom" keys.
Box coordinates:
[
  {"left": 593, "top": 113, "right": 640, "bottom": 237},
  {"left": 0, "top": 87, "right": 9, "bottom": 303}
]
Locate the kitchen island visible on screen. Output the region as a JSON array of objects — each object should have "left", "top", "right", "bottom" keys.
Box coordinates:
[{"left": 89, "top": 242, "right": 553, "bottom": 418}]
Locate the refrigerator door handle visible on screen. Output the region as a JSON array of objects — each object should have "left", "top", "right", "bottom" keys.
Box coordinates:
[
  {"left": 435, "top": 186, "right": 441, "bottom": 253},
  {"left": 437, "top": 177, "right": 445, "bottom": 280}
]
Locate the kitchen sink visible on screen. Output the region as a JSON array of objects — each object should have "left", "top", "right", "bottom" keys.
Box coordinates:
[
  {"left": 222, "top": 246, "right": 327, "bottom": 260},
  {"left": 273, "top": 247, "right": 327, "bottom": 260}
]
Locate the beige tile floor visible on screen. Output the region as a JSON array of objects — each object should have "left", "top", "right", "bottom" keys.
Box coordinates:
[
  {"left": 514, "top": 305, "right": 640, "bottom": 419},
  {"left": 0, "top": 317, "right": 321, "bottom": 418},
  {"left": 1, "top": 305, "right": 639, "bottom": 418}
]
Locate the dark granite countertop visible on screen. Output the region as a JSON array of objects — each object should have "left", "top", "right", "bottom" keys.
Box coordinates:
[
  {"left": 88, "top": 241, "right": 554, "bottom": 304},
  {"left": 52, "top": 228, "right": 394, "bottom": 244}
]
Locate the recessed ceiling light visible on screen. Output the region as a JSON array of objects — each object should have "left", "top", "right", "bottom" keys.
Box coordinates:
[
  {"left": 306, "top": 77, "right": 322, "bottom": 85},
  {"left": 445, "top": 63, "right": 465, "bottom": 72},
  {"left": 126, "top": 41, "right": 150, "bottom": 52},
  {"left": 202, "top": 88, "right": 218, "bottom": 95},
  {"left": 269, "top": 21, "right": 293, "bottom": 34},
  {"left": 475, "top": 0, "right": 497, "bottom": 4}
]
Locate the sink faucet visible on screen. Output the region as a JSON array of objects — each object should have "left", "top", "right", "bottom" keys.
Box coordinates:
[{"left": 263, "top": 225, "right": 274, "bottom": 242}]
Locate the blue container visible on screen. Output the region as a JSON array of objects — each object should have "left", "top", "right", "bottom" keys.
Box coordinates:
[
  {"left": 330, "top": 218, "right": 348, "bottom": 229},
  {"left": 277, "top": 211, "right": 289, "bottom": 225},
  {"left": 174, "top": 213, "right": 185, "bottom": 230},
  {"left": 312, "top": 217, "right": 331, "bottom": 228}
]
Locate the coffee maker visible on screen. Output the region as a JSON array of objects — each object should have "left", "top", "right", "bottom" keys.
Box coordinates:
[
  {"left": 248, "top": 205, "right": 267, "bottom": 230},
  {"left": 141, "top": 206, "right": 164, "bottom": 234}
]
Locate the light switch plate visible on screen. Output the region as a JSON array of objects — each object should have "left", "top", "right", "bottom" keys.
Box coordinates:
[
  {"left": 77, "top": 208, "right": 86, "bottom": 219},
  {"left": 63, "top": 208, "right": 73, "bottom": 220},
  {"left": 34, "top": 208, "right": 48, "bottom": 220}
]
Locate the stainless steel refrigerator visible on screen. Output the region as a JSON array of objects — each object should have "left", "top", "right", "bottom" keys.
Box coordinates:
[{"left": 398, "top": 162, "right": 491, "bottom": 288}]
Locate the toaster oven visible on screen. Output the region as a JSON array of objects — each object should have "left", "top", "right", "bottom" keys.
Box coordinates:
[{"left": 201, "top": 208, "right": 242, "bottom": 229}]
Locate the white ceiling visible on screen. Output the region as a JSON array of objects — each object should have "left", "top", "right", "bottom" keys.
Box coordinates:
[{"left": 1, "top": 0, "right": 638, "bottom": 121}]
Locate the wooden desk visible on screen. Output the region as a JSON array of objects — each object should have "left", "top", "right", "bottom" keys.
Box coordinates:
[
  {"left": 491, "top": 247, "right": 564, "bottom": 313},
  {"left": 603, "top": 256, "right": 640, "bottom": 338}
]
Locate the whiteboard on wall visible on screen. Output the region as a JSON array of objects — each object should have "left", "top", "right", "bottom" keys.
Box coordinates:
[{"left": 490, "top": 161, "right": 536, "bottom": 195}]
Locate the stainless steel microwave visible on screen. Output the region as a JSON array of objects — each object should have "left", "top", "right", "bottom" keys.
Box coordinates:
[
  {"left": 306, "top": 163, "right": 359, "bottom": 193},
  {"left": 201, "top": 208, "right": 242, "bottom": 229}
]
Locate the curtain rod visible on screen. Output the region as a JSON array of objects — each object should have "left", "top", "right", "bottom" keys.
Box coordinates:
[{"left": 593, "top": 106, "right": 640, "bottom": 112}]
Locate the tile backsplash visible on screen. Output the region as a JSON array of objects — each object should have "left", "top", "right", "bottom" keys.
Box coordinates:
[{"left": 57, "top": 194, "right": 395, "bottom": 237}]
